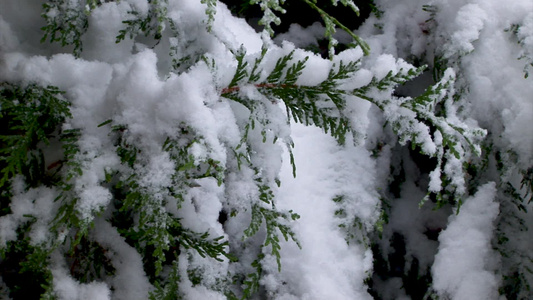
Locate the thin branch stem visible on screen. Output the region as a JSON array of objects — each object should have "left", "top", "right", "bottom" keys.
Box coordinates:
[{"left": 301, "top": 0, "right": 370, "bottom": 56}]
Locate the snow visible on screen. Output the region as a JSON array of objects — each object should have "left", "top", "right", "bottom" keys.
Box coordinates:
[
  {"left": 274, "top": 124, "right": 378, "bottom": 299},
  {"left": 371, "top": 54, "right": 398, "bottom": 81},
  {"left": 51, "top": 250, "right": 112, "bottom": 300},
  {"left": 0, "top": 177, "right": 59, "bottom": 247},
  {"left": 92, "top": 219, "right": 153, "bottom": 300},
  {"left": 125, "top": 0, "right": 150, "bottom": 16},
  {"left": 275, "top": 23, "right": 326, "bottom": 49},
  {"left": 0, "top": 0, "right": 532, "bottom": 299},
  {"left": 0, "top": 16, "right": 18, "bottom": 52},
  {"left": 295, "top": 50, "right": 331, "bottom": 86},
  {"left": 82, "top": 2, "right": 134, "bottom": 63},
  {"left": 432, "top": 183, "right": 500, "bottom": 300},
  {"left": 446, "top": 4, "right": 488, "bottom": 57}
]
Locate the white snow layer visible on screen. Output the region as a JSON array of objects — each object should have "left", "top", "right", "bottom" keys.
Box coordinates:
[
  {"left": 275, "top": 124, "right": 378, "bottom": 300},
  {"left": 432, "top": 183, "right": 500, "bottom": 300}
]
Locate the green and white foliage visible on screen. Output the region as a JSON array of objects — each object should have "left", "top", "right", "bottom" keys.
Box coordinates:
[
  {"left": 505, "top": 13, "right": 533, "bottom": 78},
  {"left": 249, "top": 0, "right": 287, "bottom": 36},
  {"left": 41, "top": 0, "right": 90, "bottom": 57},
  {"left": 357, "top": 0, "right": 533, "bottom": 299},
  {"left": 0, "top": 0, "right": 531, "bottom": 299},
  {"left": 299, "top": 0, "right": 370, "bottom": 57},
  {"left": 116, "top": 0, "right": 169, "bottom": 42}
]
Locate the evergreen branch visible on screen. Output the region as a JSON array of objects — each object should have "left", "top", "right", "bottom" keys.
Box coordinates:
[
  {"left": 301, "top": 0, "right": 370, "bottom": 56},
  {"left": 250, "top": 0, "right": 286, "bottom": 36},
  {"left": 261, "top": 205, "right": 300, "bottom": 271},
  {"left": 180, "top": 228, "right": 237, "bottom": 262},
  {"left": 201, "top": 0, "right": 217, "bottom": 32},
  {"left": 335, "top": 0, "right": 360, "bottom": 16},
  {"left": 41, "top": 0, "right": 89, "bottom": 57},
  {"left": 116, "top": 0, "right": 169, "bottom": 42},
  {"left": 521, "top": 168, "right": 533, "bottom": 204},
  {"left": 221, "top": 57, "right": 359, "bottom": 145},
  {"left": 505, "top": 22, "right": 533, "bottom": 78},
  {"left": 250, "top": 45, "right": 268, "bottom": 82},
  {"left": 51, "top": 128, "right": 88, "bottom": 248},
  {"left": 240, "top": 253, "right": 264, "bottom": 299},
  {"left": 267, "top": 51, "right": 295, "bottom": 83},
  {"left": 222, "top": 83, "right": 297, "bottom": 95},
  {"left": 149, "top": 261, "right": 182, "bottom": 300},
  {"left": 117, "top": 175, "right": 172, "bottom": 276},
  {"left": 223, "top": 49, "right": 485, "bottom": 205},
  {"left": 0, "top": 83, "right": 71, "bottom": 189},
  {"left": 243, "top": 199, "right": 300, "bottom": 272},
  {"left": 109, "top": 123, "right": 230, "bottom": 277},
  {"left": 229, "top": 47, "right": 249, "bottom": 88}
]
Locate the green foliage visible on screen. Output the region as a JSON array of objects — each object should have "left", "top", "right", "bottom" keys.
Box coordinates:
[
  {"left": 162, "top": 127, "right": 225, "bottom": 187},
  {"left": 116, "top": 0, "right": 169, "bottom": 42},
  {"left": 521, "top": 168, "right": 533, "bottom": 204},
  {"left": 6, "top": 1, "right": 516, "bottom": 299},
  {"left": 180, "top": 228, "right": 237, "bottom": 262},
  {"left": 220, "top": 43, "right": 487, "bottom": 299},
  {"left": 0, "top": 83, "right": 71, "bottom": 190},
  {"left": 505, "top": 23, "right": 533, "bottom": 78},
  {"left": 201, "top": 0, "right": 218, "bottom": 31},
  {"left": 249, "top": 0, "right": 287, "bottom": 36},
  {"left": 69, "top": 236, "right": 115, "bottom": 283},
  {"left": 223, "top": 47, "right": 485, "bottom": 209},
  {"left": 500, "top": 270, "right": 533, "bottom": 300},
  {"left": 368, "top": 0, "right": 383, "bottom": 19},
  {"left": 110, "top": 124, "right": 225, "bottom": 275},
  {"left": 41, "top": 0, "right": 89, "bottom": 57},
  {"left": 149, "top": 261, "right": 182, "bottom": 300},
  {"left": 243, "top": 202, "right": 300, "bottom": 272},
  {"left": 222, "top": 49, "right": 359, "bottom": 145},
  {"left": 85, "top": 0, "right": 108, "bottom": 11},
  {"left": 1, "top": 237, "right": 55, "bottom": 299},
  {"left": 105, "top": 121, "right": 234, "bottom": 293},
  {"left": 40, "top": 0, "right": 170, "bottom": 56},
  {"left": 332, "top": 195, "right": 372, "bottom": 247},
  {"left": 167, "top": 19, "right": 208, "bottom": 73},
  {"left": 360, "top": 68, "right": 485, "bottom": 205},
  {"left": 52, "top": 128, "right": 84, "bottom": 239},
  {"left": 422, "top": 4, "right": 438, "bottom": 22},
  {"left": 60, "top": 129, "right": 83, "bottom": 181},
  {"left": 490, "top": 149, "right": 533, "bottom": 299},
  {"left": 240, "top": 253, "right": 264, "bottom": 299},
  {"left": 301, "top": 0, "right": 370, "bottom": 57},
  {"left": 249, "top": 0, "right": 369, "bottom": 57}
]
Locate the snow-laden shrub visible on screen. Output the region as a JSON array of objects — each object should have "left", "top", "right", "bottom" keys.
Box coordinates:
[{"left": 0, "top": 0, "right": 531, "bottom": 299}]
